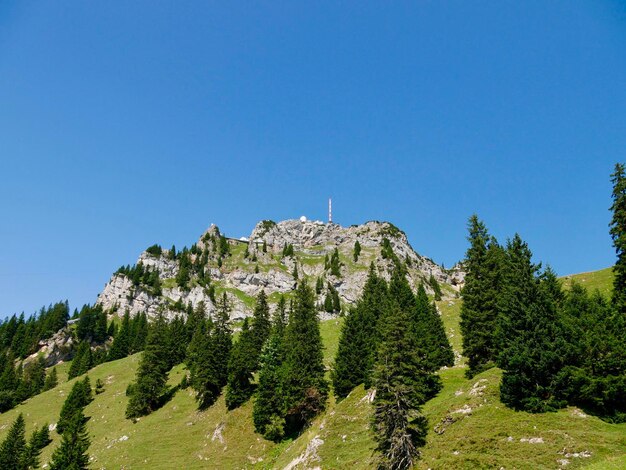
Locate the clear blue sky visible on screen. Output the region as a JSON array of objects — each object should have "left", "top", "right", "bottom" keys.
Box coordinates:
[{"left": 1, "top": 1, "right": 626, "bottom": 317}]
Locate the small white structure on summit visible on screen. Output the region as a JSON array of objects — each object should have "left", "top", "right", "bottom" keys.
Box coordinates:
[{"left": 300, "top": 215, "right": 307, "bottom": 222}]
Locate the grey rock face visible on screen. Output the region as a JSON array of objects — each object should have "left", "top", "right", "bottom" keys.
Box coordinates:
[{"left": 96, "top": 219, "right": 463, "bottom": 321}]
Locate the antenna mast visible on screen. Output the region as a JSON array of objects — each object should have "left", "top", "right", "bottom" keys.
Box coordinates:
[{"left": 328, "top": 197, "right": 332, "bottom": 224}]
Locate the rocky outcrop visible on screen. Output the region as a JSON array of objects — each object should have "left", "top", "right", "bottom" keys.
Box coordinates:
[
  {"left": 25, "top": 327, "right": 76, "bottom": 367},
  {"left": 96, "top": 219, "right": 464, "bottom": 321}
]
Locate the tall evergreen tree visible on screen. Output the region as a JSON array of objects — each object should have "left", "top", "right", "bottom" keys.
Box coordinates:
[
  {"left": 414, "top": 284, "right": 454, "bottom": 370},
  {"left": 610, "top": 162, "right": 626, "bottom": 312},
  {"left": 282, "top": 281, "right": 328, "bottom": 434},
  {"left": 43, "top": 367, "right": 58, "bottom": 392},
  {"left": 57, "top": 376, "right": 92, "bottom": 434},
  {"left": 108, "top": 311, "right": 131, "bottom": 361},
  {"left": 372, "top": 304, "right": 432, "bottom": 470},
  {"left": 460, "top": 216, "right": 505, "bottom": 377},
  {"left": 213, "top": 293, "right": 233, "bottom": 388},
  {"left": 251, "top": 291, "right": 271, "bottom": 362},
  {"left": 68, "top": 342, "right": 93, "bottom": 380},
  {"left": 49, "top": 410, "right": 90, "bottom": 470},
  {"left": 186, "top": 319, "right": 221, "bottom": 409},
  {"left": 332, "top": 265, "right": 388, "bottom": 398},
  {"left": 126, "top": 315, "right": 171, "bottom": 419},
  {"left": 226, "top": 319, "right": 257, "bottom": 409},
  {"left": 495, "top": 235, "right": 569, "bottom": 412},
  {"left": 0, "top": 413, "right": 27, "bottom": 469},
  {"left": 253, "top": 308, "right": 288, "bottom": 440}
]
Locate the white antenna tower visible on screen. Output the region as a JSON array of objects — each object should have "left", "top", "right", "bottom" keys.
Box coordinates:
[{"left": 328, "top": 197, "right": 332, "bottom": 223}]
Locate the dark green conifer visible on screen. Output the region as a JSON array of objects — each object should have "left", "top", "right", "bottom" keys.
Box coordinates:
[
  {"left": 226, "top": 319, "right": 257, "bottom": 409},
  {"left": 49, "top": 410, "right": 90, "bottom": 470},
  {"left": 610, "top": 163, "right": 626, "bottom": 312},
  {"left": 282, "top": 281, "right": 328, "bottom": 434},
  {"left": 108, "top": 311, "right": 131, "bottom": 361},
  {"left": 125, "top": 315, "right": 170, "bottom": 418},
  {"left": 495, "top": 235, "right": 568, "bottom": 412},
  {"left": 460, "top": 216, "right": 505, "bottom": 377},
  {"left": 0, "top": 413, "right": 27, "bottom": 469},
  {"left": 57, "top": 376, "right": 92, "bottom": 434},
  {"left": 251, "top": 291, "right": 271, "bottom": 362},
  {"left": 372, "top": 304, "right": 432, "bottom": 470},
  {"left": 186, "top": 319, "right": 221, "bottom": 409},
  {"left": 353, "top": 240, "right": 361, "bottom": 262},
  {"left": 43, "top": 366, "right": 58, "bottom": 391}
]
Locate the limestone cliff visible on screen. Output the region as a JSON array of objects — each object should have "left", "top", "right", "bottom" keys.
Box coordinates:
[{"left": 96, "top": 219, "right": 463, "bottom": 321}]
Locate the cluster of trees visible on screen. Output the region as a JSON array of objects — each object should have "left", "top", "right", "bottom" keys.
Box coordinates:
[
  {"left": 115, "top": 263, "right": 162, "bottom": 296},
  {"left": 325, "top": 248, "right": 342, "bottom": 277},
  {"left": 0, "top": 302, "right": 69, "bottom": 359},
  {"left": 0, "top": 302, "right": 68, "bottom": 413},
  {"left": 460, "top": 165, "right": 626, "bottom": 421},
  {"left": 0, "top": 413, "right": 52, "bottom": 469},
  {"left": 50, "top": 376, "right": 92, "bottom": 469},
  {"left": 332, "top": 264, "right": 453, "bottom": 468}
]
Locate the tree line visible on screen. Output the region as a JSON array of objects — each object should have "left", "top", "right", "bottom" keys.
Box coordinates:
[{"left": 460, "top": 164, "right": 626, "bottom": 422}]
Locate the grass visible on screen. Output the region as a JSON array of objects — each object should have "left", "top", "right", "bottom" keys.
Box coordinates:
[
  {"left": 1, "top": 269, "right": 624, "bottom": 468},
  {"left": 560, "top": 267, "right": 614, "bottom": 298}
]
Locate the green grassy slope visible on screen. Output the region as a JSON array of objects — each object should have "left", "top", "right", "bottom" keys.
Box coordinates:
[
  {"left": 560, "top": 267, "right": 614, "bottom": 298},
  {"left": 1, "top": 269, "right": 624, "bottom": 469}
]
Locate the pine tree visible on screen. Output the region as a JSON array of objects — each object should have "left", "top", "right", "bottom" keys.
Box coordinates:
[
  {"left": 213, "top": 293, "right": 233, "bottom": 388},
  {"left": 282, "top": 281, "right": 328, "bottom": 434},
  {"left": 253, "top": 314, "right": 287, "bottom": 440},
  {"left": 329, "top": 248, "right": 342, "bottom": 277},
  {"left": 414, "top": 284, "right": 454, "bottom": 370},
  {"left": 43, "top": 367, "right": 58, "bottom": 391},
  {"left": 126, "top": 315, "right": 170, "bottom": 419},
  {"left": 226, "top": 319, "right": 257, "bottom": 409},
  {"left": 186, "top": 319, "right": 221, "bottom": 409},
  {"left": 372, "top": 304, "right": 432, "bottom": 470},
  {"left": 166, "top": 315, "right": 188, "bottom": 368},
  {"left": 68, "top": 341, "right": 93, "bottom": 379},
  {"left": 428, "top": 274, "right": 442, "bottom": 301},
  {"left": 0, "top": 413, "right": 27, "bottom": 469},
  {"left": 251, "top": 291, "right": 271, "bottom": 362},
  {"left": 460, "top": 216, "right": 505, "bottom": 377},
  {"left": 108, "top": 311, "right": 130, "bottom": 361},
  {"left": 495, "top": 235, "right": 569, "bottom": 412},
  {"left": 353, "top": 240, "right": 361, "bottom": 262},
  {"left": 332, "top": 265, "right": 388, "bottom": 398},
  {"left": 57, "top": 376, "right": 92, "bottom": 434},
  {"left": 49, "top": 410, "right": 90, "bottom": 470},
  {"left": 610, "top": 162, "right": 626, "bottom": 312}
]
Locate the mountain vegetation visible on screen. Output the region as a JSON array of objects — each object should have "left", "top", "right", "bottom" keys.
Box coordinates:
[{"left": 0, "top": 166, "right": 625, "bottom": 467}]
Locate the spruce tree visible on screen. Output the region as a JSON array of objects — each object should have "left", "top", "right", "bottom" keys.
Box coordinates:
[
  {"left": 186, "top": 319, "right": 221, "bottom": 409},
  {"left": 372, "top": 304, "right": 431, "bottom": 470},
  {"left": 226, "top": 319, "right": 257, "bottom": 409},
  {"left": 414, "top": 284, "right": 454, "bottom": 370},
  {"left": 57, "top": 376, "right": 92, "bottom": 434},
  {"left": 251, "top": 291, "right": 271, "bottom": 362},
  {"left": 332, "top": 265, "right": 388, "bottom": 398},
  {"left": 213, "top": 293, "right": 233, "bottom": 388},
  {"left": 495, "top": 235, "right": 569, "bottom": 412},
  {"left": 460, "top": 216, "right": 504, "bottom": 377},
  {"left": 126, "top": 315, "right": 170, "bottom": 418},
  {"left": 253, "top": 310, "right": 287, "bottom": 440},
  {"left": 108, "top": 311, "right": 130, "bottom": 361},
  {"left": 610, "top": 162, "right": 626, "bottom": 312},
  {"left": 68, "top": 341, "right": 93, "bottom": 380},
  {"left": 353, "top": 240, "right": 361, "bottom": 262},
  {"left": 282, "top": 281, "right": 328, "bottom": 434},
  {"left": 49, "top": 410, "right": 90, "bottom": 470},
  {"left": 43, "top": 367, "right": 58, "bottom": 391},
  {"left": 0, "top": 413, "right": 27, "bottom": 469}
]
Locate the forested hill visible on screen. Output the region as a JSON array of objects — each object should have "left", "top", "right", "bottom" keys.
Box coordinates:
[
  {"left": 0, "top": 265, "right": 623, "bottom": 469},
  {"left": 1, "top": 165, "right": 626, "bottom": 469}
]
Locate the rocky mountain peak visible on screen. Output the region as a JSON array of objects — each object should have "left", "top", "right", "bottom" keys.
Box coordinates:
[{"left": 97, "top": 218, "right": 463, "bottom": 322}]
